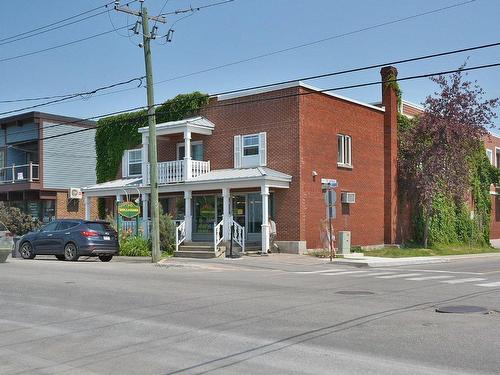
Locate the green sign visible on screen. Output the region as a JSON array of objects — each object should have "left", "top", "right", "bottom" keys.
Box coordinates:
[{"left": 118, "top": 201, "right": 140, "bottom": 218}]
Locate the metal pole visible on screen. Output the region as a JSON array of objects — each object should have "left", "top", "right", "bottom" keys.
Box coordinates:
[{"left": 141, "top": 7, "right": 161, "bottom": 263}]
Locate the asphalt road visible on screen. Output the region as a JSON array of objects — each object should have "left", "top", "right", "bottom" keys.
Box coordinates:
[{"left": 1, "top": 255, "right": 500, "bottom": 375}]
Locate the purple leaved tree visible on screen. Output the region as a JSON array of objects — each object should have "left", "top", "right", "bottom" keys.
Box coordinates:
[{"left": 399, "top": 65, "right": 499, "bottom": 248}]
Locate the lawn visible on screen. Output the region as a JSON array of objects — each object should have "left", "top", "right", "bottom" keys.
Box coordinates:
[{"left": 363, "top": 244, "right": 500, "bottom": 258}]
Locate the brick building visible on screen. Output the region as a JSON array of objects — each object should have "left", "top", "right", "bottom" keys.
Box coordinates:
[{"left": 0, "top": 112, "right": 98, "bottom": 223}]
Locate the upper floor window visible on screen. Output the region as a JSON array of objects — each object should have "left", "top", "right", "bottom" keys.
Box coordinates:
[
  {"left": 177, "top": 141, "right": 204, "bottom": 161},
  {"left": 337, "top": 134, "right": 352, "bottom": 167},
  {"left": 122, "top": 149, "right": 142, "bottom": 177},
  {"left": 234, "top": 132, "right": 267, "bottom": 168},
  {"left": 486, "top": 149, "right": 493, "bottom": 165}
]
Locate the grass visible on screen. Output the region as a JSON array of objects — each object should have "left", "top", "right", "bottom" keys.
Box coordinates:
[{"left": 364, "top": 243, "right": 500, "bottom": 258}]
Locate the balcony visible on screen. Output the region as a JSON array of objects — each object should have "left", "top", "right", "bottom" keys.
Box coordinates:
[
  {"left": 0, "top": 163, "right": 39, "bottom": 184},
  {"left": 146, "top": 160, "right": 210, "bottom": 185}
]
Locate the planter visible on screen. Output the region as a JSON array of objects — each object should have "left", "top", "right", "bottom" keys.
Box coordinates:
[{"left": 0, "top": 247, "right": 11, "bottom": 263}]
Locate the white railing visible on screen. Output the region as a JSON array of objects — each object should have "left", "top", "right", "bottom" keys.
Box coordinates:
[
  {"left": 231, "top": 218, "right": 245, "bottom": 253},
  {"left": 0, "top": 163, "right": 39, "bottom": 184},
  {"left": 147, "top": 160, "right": 210, "bottom": 185},
  {"left": 175, "top": 220, "right": 186, "bottom": 252},
  {"left": 214, "top": 219, "right": 224, "bottom": 254},
  {"left": 192, "top": 160, "right": 210, "bottom": 177}
]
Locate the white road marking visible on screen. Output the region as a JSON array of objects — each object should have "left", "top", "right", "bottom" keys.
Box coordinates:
[
  {"left": 376, "top": 273, "right": 422, "bottom": 279},
  {"left": 476, "top": 281, "right": 500, "bottom": 287},
  {"left": 296, "top": 269, "right": 352, "bottom": 274},
  {"left": 405, "top": 275, "right": 454, "bottom": 281},
  {"left": 321, "top": 271, "right": 370, "bottom": 276},
  {"left": 351, "top": 272, "right": 397, "bottom": 277},
  {"left": 381, "top": 268, "right": 483, "bottom": 275},
  {"left": 441, "top": 278, "right": 486, "bottom": 284}
]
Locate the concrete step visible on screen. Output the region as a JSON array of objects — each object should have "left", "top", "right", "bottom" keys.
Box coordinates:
[
  {"left": 174, "top": 251, "right": 217, "bottom": 259},
  {"left": 180, "top": 245, "right": 214, "bottom": 252}
]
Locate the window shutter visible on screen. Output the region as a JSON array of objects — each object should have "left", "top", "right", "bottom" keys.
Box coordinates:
[
  {"left": 259, "top": 132, "right": 267, "bottom": 166},
  {"left": 234, "top": 135, "right": 242, "bottom": 168},
  {"left": 122, "top": 151, "right": 128, "bottom": 177}
]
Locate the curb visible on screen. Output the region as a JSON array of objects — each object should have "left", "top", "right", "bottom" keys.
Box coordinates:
[
  {"left": 335, "top": 258, "right": 450, "bottom": 268},
  {"left": 112, "top": 256, "right": 153, "bottom": 263}
]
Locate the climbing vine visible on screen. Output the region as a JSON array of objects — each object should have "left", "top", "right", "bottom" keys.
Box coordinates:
[
  {"left": 95, "top": 92, "right": 209, "bottom": 218},
  {"left": 384, "top": 71, "right": 402, "bottom": 109}
]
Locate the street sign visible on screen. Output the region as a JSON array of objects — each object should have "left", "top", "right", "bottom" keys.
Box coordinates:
[
  {"left": 321, "top": 178, "right": 338, "bottom": 188},
  {"left": 118, "top": 201, "right": 141, "bottom": 218},
  {"left": 327, "top": 205, "right": 336, "bottom": 219},
  {"left": 325, "top": 190, "right": 337, "bottom": 205}
]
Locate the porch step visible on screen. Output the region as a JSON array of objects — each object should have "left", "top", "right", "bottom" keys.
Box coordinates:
[{"left": 175, "top": 243, "right": 225, "bottom": 258}]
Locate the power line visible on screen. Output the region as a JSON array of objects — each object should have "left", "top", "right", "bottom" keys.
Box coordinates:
[
  {"left": 9, "top": 61, "right": 500, "bottom": 148},
  {"left": 0, "top": 77, "right": 144, "bottom": 116},
  {"left": 161, "top": 0, "right": 235, "bottom": 15},
  {"left": 0, "top": 26, "right": 129, "bottom": 63},
  {"left": 153, "top": 0, "right": 478, "bottom": 85}
]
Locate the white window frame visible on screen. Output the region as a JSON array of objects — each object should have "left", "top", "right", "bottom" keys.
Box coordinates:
[
  {"left": 176, "top": 140, "right": 203, "bottom": 161},
  {"left": 127, "top": 149, "right": 142, "bottom": 177},
  {"left": 486, "top": 148, "right": 493, "bottom": 165},
  {"left": 236, "top": 133, "right": 266, "bottom": 168},
  {"left": 242, "top": 134, "right": 260, "bottom": 157},
  {"left": 337, "top": 134, "right": 352, "bottom": 168},
  {"left": 495, "top": 147, "right": 500, "bottom": 168}
]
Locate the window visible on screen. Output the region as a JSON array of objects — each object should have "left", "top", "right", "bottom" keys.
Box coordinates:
[
  {"left": 337, "top": 134, "right": 352, "bottom": 167},
  {"left": 486, "top": 149, "right": 493, "bottom": 165},
  {"left": 127, "top": 149, "right": 142, "bottom": 176},
  {"left": 41, "top": 221, "right": 59, "bottom": 232},
  {"left": 177, "top": 141, "right": 203, "bottom": 161},
  {"left": 243, "top": 135, "right": 259, "bottom": 156}
]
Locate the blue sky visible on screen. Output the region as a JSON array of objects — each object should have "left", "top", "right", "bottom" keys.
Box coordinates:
[{"left": 1, "top": 0, "right": 499, "bottom": 128}]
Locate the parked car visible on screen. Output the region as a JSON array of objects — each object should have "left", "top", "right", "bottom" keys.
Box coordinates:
[{"left": 18, "top": 219, "right": 119, "bottom": 262}]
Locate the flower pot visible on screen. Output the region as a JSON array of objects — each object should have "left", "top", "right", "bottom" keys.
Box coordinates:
[{"left": 0, "top": 248, "right": 11, "bottom": 263}]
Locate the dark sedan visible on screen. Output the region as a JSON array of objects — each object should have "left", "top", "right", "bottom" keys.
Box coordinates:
[{"left": 19, "top": 220, "right": 119, "bottom": 262}]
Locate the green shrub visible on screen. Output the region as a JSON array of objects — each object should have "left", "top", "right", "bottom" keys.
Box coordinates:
[
  {"left": 159, "top": 213, "right": 176, "bottom": 255},
  {"left": 119, "top": 236, "right": 151, "bottom": 257},
  {"left": 0, "top": 203, "right": 40, "bottom": 235}
]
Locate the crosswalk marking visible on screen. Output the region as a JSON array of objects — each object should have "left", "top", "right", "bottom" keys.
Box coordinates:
[
  {"left": 352, "top": 272, "right": 397, "bottom": 277},
  {"left": 405, "top": 275, "right": 454, "bottom": 281},
  {"left": 476, "top": 281, "right": 500, "bottom": 287},
  {"left": 376, "top": 273, "right": 422, "bottom": 279},
  {"left": 441, "top": 278, "right": 486, "bottom": 284},
  {"left": 321, "top": 271, "right": 369, "bottom": 276},
  {"left": 296, "top": 269, "right": 351, "bottom": 274}
]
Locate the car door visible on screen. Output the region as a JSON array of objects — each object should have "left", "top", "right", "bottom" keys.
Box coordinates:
[
  {"left": 49, "top": 221, "right": 71, "bottom": 255},
  {"left": 32, "top": 221, "right": 59, "bottom": 254}
]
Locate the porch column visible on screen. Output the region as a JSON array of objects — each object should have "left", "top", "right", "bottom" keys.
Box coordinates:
[
  {"left": 222, "top": 188, "right": 231, "bottom": 241},
  {"left": 183, "top": 129, "right": 192, "bottom": 181},
  {"left": 261, "top": 185, "right": 270, "bottom": 254},
  {"left": 141, "top": 134, "right": 149, "bottom": 183},
  {"left": 184, "top": 190, "right": 192, "bottom": 241},
  {"left": 116, "top": 194, "right": 123, "bottom": 234},
  {"left": 142, "top": 193, "right": 149, "bottom": 238},
  {"left": 84, "top": 194, "right": 91, "bottom": 220}
]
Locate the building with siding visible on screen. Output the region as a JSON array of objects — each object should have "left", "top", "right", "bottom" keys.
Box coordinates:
[{"left": 0, "top": 112, "right": 97, "bottom": 222}]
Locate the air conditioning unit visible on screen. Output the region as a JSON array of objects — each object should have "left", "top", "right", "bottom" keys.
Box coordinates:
[
  {"left": 341, "top": 192, "right": 356, "bottom": 204},
  {"left": 68, "top": 187, "right": 83, "bottom": 199}
]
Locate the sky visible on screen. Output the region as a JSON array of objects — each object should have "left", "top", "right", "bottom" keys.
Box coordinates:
[{"left": 1, "top": 0, "right": 499, "bottom": 129}]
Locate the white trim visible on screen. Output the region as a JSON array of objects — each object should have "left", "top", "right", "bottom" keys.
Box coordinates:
[
  {"left": 215, "top": 81, "right": 385, "bottom": 113},
  {"left": 126, "top": 149, "right": 142, "bottom": 177},
  {"left": 495, "top": 147, "right": 500, "bottom": 168},
  {"left": 138, "top": 116, "right": 215, "bottom": 136},
  {"left": 486, "top": 148, "right": 493, "bottom": 165},
  {"left": 337, "top": 134, "right": 352, "bottom": 167}
]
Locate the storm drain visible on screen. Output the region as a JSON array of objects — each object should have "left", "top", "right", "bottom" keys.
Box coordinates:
[
  {"left": 435, "top": 305, "right": 490, "bottom": 314},
  {"left": 336, "top": 291, "right": 375, "bottom": 296}
]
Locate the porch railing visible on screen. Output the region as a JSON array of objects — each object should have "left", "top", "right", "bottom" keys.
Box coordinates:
[
  {"left": 214, "top": 219, "right": 224, "bottom": 254},
  {"left": 175, "top": 220, "right": 186, "bottom": 252},
  {"left": 0, "top": 163, "right": 39, "bottom": 184},
  {"left": 146, "top": 160, "right": 210, "bottom": 185},
  {"left": 231, "top": 218, "right": 245, "bottom": 253}
]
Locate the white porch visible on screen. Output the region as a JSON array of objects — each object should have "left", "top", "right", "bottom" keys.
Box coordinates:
[{"left": 82, "top": 167, "right": 291, "bottom": 256}]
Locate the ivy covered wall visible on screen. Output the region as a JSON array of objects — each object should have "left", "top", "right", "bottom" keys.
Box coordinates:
[{"left": 95, "top": 92, "right": 209, "bottom": 218}]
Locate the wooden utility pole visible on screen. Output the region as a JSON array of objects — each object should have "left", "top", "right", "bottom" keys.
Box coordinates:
[{"left": 115, "top": 2, "right": 165, "bottom": 263}]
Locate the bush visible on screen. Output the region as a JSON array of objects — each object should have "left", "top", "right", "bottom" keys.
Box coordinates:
[
  {"left": 0, "top": 203, "right": 40, "bottom": 235},
  {"left": 119, "top": 236, "right": 151, "bottom": 257},
  {"left": 159, "top": 213, "right": 176, "bottom": 255}
]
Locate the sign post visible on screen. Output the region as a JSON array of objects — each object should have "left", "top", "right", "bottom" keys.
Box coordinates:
[{"left": 322, "top": 179, "right": 337, "bottom": 262}]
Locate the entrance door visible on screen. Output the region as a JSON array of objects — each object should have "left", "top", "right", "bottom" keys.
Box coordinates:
[
  {"left": 192, "top": 195, "right": 222, "bottom": 241},
  {"left": 231, "top": 193, "right": 269, "bottom": 242}
]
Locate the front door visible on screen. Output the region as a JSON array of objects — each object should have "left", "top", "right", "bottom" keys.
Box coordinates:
[
  {"left": 231, "top": 193, "right": 269, "bottom": 242},
  {"left": 192, "top": 195, "right": 222, "bottom": 241}
]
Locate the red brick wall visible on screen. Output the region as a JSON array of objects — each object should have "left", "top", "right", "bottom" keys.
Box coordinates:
[
  {"left": 56, "top": 192, "right": 98, "bottom": 220},
  {"left": 484, "top": 133, "right": 500, "bottom": 239},
  {"left": 299, "top": 87, "right": 386, "bottom": 248},
  {"left": 202, "top": 88, "right": 302, "bottom": 241}
]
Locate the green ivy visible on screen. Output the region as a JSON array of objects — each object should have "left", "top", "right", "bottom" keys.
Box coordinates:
[
  {"left": 95, "top": 92, "right": 209, "bottom": 218},
  {"left": 384, "top": 71, "right": 402, "bottom": 109}
]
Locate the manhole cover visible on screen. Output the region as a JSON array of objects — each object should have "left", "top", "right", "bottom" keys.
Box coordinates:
[
  {"left": 336, "top": 291, "right": 374, "bottom": 296},
  {"left": 435, "top": 305, "right": 489, "bottom": 314},
  {"left": 64, "top": 281, "right": 75, "bottom": 284}
]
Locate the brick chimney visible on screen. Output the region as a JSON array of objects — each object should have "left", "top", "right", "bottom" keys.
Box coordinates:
[{"left": 381, "top": 66, "right": 398, "bottom": 244}]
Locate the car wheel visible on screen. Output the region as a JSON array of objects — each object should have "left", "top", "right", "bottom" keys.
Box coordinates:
[
  {"left": 55, "top": 255, "right": 65, "bottom": 261},
  {"left": 20, "top": 242, "right": 36, "bottom": 259},
  {"left": 64, "top": 243, "right": 79, "bottom": 261},
  {"left": 98, "top": 255, "right": 113, "bottom": 262}
]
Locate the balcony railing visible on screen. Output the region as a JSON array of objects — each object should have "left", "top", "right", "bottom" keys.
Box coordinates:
[
  {"left": 0, "top": 163, "right": 39, "bottom": 184},
  {"left": 146, "top": 160, "right": 210, "bottom": 184}
]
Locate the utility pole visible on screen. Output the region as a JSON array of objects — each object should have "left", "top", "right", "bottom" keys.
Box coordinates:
[{"left": 115, "top": 1, "right": 165, "bottom": 263}]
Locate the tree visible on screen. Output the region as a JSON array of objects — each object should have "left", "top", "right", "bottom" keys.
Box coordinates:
[
  {"left": 0, "top": 203, "right": 41, "bottom": 236},
  {"left": 399, "top": 65, "right": 499, "bottom": 247}
]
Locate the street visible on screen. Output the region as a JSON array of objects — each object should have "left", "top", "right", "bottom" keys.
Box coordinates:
[{"left": 1, "top": 255, "right": 500, "bottom": 375}]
